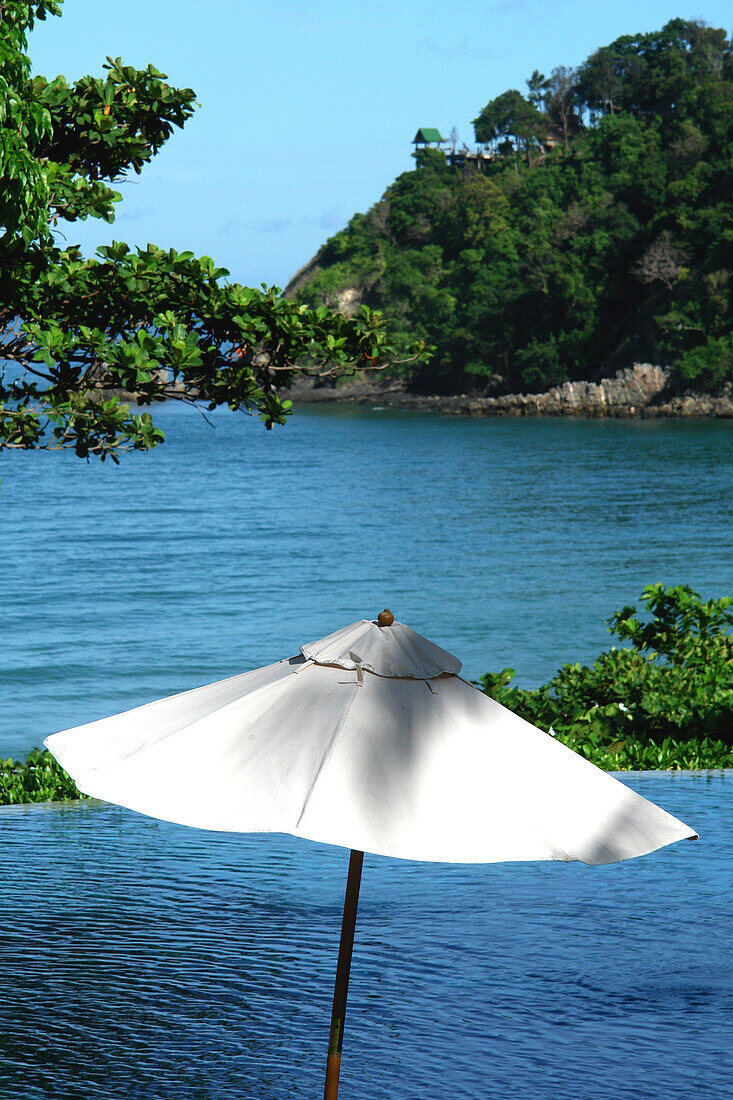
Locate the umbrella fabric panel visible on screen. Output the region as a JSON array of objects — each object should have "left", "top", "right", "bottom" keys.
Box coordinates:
[
  {"left": 295, "top": 674, "right": 696, "bottom": 865},
  {"left": 436, "top": 681, "right": 697, "bottom": 865},
  {"left": 46, "top": 660, "right": 365, "bottom": 834},
  {"left": 296, "top": 671, "right": 559, "bottom": 862},
  {"left": 45, "top": 657, "right": 303, "bottom": 781}
]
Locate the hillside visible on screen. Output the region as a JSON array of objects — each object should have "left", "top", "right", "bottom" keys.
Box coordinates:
[{"left": 286, "top": 20, "right": 733, "bottom": 397}]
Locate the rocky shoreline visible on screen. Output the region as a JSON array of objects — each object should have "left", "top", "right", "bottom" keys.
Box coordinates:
[{"left": 282, "top": 363, "right": 733, "bottom": 419}]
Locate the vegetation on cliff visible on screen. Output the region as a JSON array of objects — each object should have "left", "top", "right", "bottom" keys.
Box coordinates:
[{"left": 290, "top": 20, "right": 733, "bottom": 396}]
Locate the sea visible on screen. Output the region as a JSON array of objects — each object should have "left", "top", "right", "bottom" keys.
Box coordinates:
[{"left": 1, "top": 405, "right": 731, "bottom": 1097}]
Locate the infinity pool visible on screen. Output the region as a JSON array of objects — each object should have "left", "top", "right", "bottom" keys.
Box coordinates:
[{"left": 0, "top": 772, "right": 730, "bottom": 1099}]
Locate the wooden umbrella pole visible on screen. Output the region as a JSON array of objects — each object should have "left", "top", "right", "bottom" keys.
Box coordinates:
[{"left": 323, "top": 849, "right": 364, "bottom": 1100}]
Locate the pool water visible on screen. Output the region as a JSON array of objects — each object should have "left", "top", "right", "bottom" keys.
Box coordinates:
[{"left": 0, "top": 772, "right": 730, "bottom": 1099}]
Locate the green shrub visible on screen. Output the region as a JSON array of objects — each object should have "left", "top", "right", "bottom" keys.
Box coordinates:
[
  {"left": 481, "top": 584, "right": 733, "bottom": 769},
  {"left": 0, "top": 748, "right": 87, "bottom": 804}
]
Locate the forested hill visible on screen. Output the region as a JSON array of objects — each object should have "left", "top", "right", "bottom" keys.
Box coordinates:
[{"left": 287, "top": 20, "right": 733, "bottom": 396}]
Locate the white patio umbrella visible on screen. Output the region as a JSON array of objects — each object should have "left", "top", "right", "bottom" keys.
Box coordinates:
[{"left": 45, "top": 611, "right": 697, "bottom": 1099}]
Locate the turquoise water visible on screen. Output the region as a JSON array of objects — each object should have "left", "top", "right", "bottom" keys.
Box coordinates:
[
  {"left": 0, "top": 774, "right": 730, "bottom": 1099},
  {"left": 2, "top": 405, "right": 731, "bottom": 758},
  {"left": 1, "top": 407, "right": 732, "bottom": 1097}
]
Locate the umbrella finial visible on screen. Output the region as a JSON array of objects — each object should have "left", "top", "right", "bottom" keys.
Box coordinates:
[{"left": 377, "top": 609, "right": 394, "bottom": 627}]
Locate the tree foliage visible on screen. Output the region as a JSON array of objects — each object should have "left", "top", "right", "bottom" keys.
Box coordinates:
[
  {"left": 472, "top": 89, "right": 546, "bottom": 167},
  {"left": 0, "top": 1, "right": 421, "bottom": 461},
  {"left": 481, "top": 584, "right": 733, "bottom": 770},
  {"left": 292, "top": 19, "right": 733, "bottom": 395}
]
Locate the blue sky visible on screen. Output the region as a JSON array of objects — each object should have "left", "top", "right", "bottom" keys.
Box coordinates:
[{"left": 30, "top": 0, "right": 733, "bottom": 288}]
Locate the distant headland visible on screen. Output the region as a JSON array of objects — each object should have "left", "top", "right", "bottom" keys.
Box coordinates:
[{"left": 285, "top": 19, "right": 733, "bottom": 413}]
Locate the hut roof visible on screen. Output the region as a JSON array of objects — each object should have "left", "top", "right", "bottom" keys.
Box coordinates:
[{"left": 412, "top": 128, "right": 444, "bottom": 144}]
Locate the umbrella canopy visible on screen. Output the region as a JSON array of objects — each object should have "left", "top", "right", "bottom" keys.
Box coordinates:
[{"left": 45, "top": 616, "right": 696, "bottom": 865}]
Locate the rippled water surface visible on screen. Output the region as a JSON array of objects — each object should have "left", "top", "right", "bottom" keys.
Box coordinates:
[
  {"left": 2, "top": 406, "right": 732, "bottom": 758},
  {"left": 0, "top": 773, "right": 730, "bottom": 1099}
]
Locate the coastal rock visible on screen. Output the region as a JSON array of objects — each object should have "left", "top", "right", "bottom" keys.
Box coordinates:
[
  {"left": 282, "top": 363, "right": 733, "bottom": 419},
  {"left": 333, "top": 287, "right": 363, "bottom": 317},
  {"left": 462, "top": 363, "right": 673, "bottom": 417}
]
